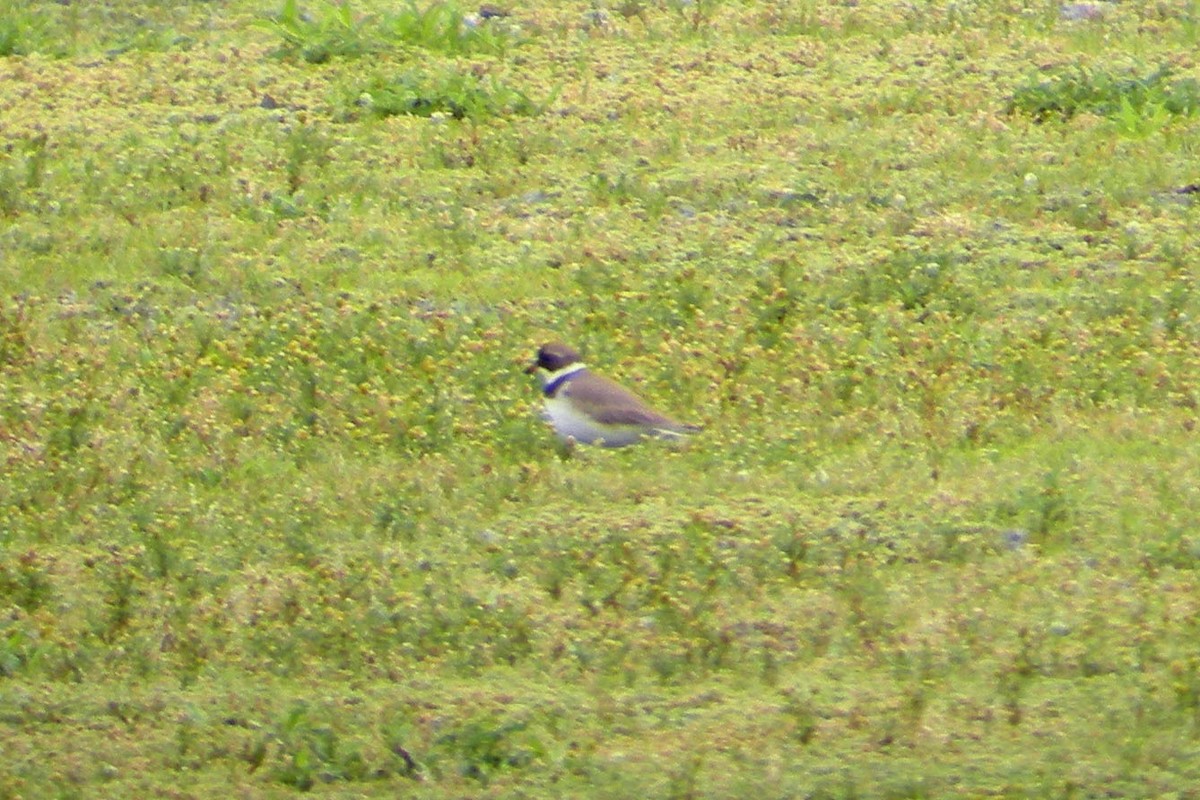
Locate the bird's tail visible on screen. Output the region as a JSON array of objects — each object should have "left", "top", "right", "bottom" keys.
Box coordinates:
[{"left": 653, "top": 423, "right": 702, "bottom": 440}]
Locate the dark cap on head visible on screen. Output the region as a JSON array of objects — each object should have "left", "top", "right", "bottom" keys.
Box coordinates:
[{"left": 525, "top": 342, "right": 581, "bottom": 373}]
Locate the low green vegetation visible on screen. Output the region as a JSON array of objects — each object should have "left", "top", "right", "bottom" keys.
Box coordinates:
[
  {"left": 2, "top": 0, "right": 1199, "bottom": 797},
  {"left": 1009, "top": 63, "right": 1200, "bottom": 130},
  {"left": 263, "top": 0, "right": 517, "bottom": 63},
  {"left": 355, "top": 69, "right": 556, "bottom": 120},
  {"left": 0, "top": 0, "right": 202, "bottom": 57}
]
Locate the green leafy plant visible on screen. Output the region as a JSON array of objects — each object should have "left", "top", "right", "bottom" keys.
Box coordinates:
[
  {"left": 266, "top": 702, "right": 371, "bottom": 789},
  {"left": 263, "top": 0, "right": 378, "bottom": 62},
  {"left": 263, "top": 0, "right": 518, "bottom": 62},
  {"left": 357, "top": 70, "right": 557, "bottom": 121},
  {"left": 0, "top": 5, "right": 36, "bottom": 57},
  {"left": 433, "top": 715, "right": 543, "bottom": 785},
  {"left": 0, "top": 1, "right": 197, "bottom": 57},
  {"left": 0, "top": 550, "right": 53, "bottom": 612},
  {"left": 1111, "top": 95, "right": 1174, "bottom": 138},
  {"left": 1008, "top": 64, "right": 1200, "bottom": 126},
  {"left": 386, "top": 0, "right": 510, "bottom": 55},
  {"left": 0, "top": 622, "right": 32, "bottom": 677},
  {"left": 94, "top": 547, "right": 141, "bottom": 644}
]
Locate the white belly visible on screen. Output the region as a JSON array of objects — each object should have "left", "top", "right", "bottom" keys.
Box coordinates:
[{"left": 543, "top": 396, "right": 644, "bottom": 447}]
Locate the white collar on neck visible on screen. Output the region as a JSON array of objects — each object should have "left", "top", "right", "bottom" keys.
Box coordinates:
[{"left": 540, "top": 363, "right": 587, "bottom": 394}]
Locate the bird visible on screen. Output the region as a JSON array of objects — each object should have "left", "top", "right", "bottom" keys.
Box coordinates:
[{"left": 525, "top": 342, "right": 700, "bottom": 447}]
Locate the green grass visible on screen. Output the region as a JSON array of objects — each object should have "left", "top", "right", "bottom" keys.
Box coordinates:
[
  {"left": 262, "top": 0, "right": 518, "bottom": 63},
  {"left": 1008, "top": 63, "right": 1200, "bottom": 134},
  {"left": 3, "top": 0, "right": 1200, "bottom": 797}
]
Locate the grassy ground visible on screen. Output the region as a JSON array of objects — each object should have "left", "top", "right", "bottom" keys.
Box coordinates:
[{"left": 2, "top": 0, "right": 1200, "bottom": 796}]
